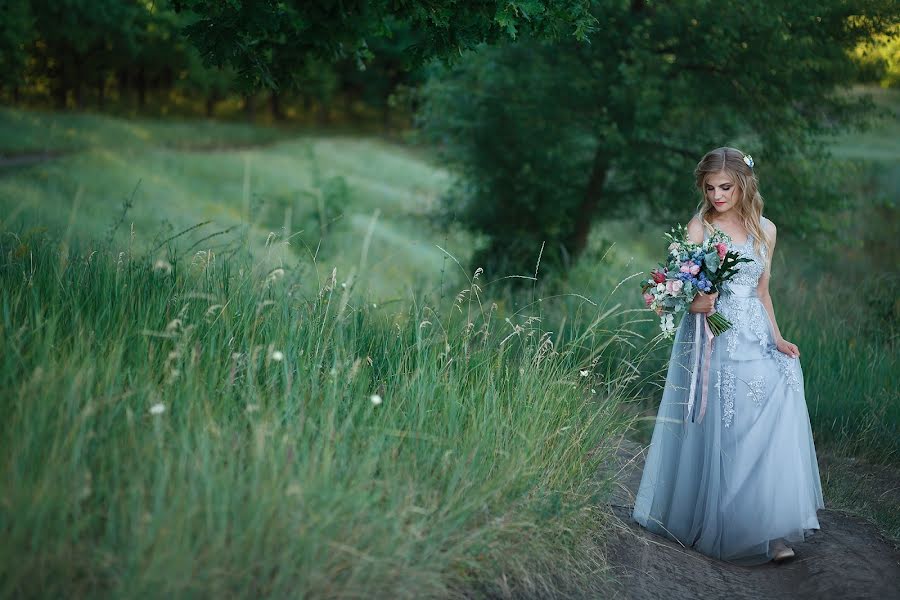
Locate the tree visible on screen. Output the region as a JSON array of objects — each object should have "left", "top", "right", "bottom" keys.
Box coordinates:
[
  {"left": 27, "top": 0, "right": 145, "bottom": 108},
  {"left": 172, "top": 0, "right": 599, "bottom": 90},
  {"left": 418, "top": 0, "right": 899, "bottom": 274},
  {"left": 0, "top": 0, "right": 33, "bottom": 100}
]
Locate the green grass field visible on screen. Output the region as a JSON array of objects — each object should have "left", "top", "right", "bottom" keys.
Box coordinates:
[
  {"left": 1, "top": 107, "right": 463, "bottom": 301},
  {"left": 1, "top": 89, "right": 898, "bottom": 594}
]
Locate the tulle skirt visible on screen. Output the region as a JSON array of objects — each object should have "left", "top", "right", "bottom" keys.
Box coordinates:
[{"left": 632, "top": 295, "right": 825, "bottom": 565}]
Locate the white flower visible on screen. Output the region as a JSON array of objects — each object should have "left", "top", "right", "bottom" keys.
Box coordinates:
[
  {"left": 660, "top": 313, "right": 676, "bottom": 336},
  {"left": 153, "top": 259, "right": 172, "bottom": 274},
  {"left": 370, "top": 394, "right": 383, "bottom": 406},
  {"left": 149, "top": 403, "right": 166, "bottom": 415},
  {"left": 579, "top": 369, "right": 590, "bottom": 377},
  {"left": 271, "top": 350, "right": 284, "bottom": 362},
  {"left": 656, "top": 283, "right": 665, "bottom": 293}
]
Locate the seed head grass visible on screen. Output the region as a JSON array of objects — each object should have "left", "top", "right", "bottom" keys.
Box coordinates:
[{"left": 0, "top": 229, "right": 641, "bottom": 598}]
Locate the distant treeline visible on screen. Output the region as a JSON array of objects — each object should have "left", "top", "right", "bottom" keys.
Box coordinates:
[{"left": 0, "top": 0, "right": 422, "bottom": 125}]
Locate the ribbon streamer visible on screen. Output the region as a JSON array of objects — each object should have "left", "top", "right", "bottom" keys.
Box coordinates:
[{"left": 686, "top": 312, "right": 715, "bottom": 423}]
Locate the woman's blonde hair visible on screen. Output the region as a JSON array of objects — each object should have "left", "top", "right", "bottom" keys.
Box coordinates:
[{"left": 694, "top": 147, "right": 772, "bottom": 269}]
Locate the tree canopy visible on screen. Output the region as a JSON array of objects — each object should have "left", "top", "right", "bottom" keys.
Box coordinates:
[
  {"left": 417, "top": 0, "right": 899, "bottom": 274},
  {"left": 172, "top": 0, "right": 599, "bottom": 89}
]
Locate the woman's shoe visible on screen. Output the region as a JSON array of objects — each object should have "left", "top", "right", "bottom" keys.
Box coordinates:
[{"left": 771, "top": 541, "right": 795, "bottom": 562}]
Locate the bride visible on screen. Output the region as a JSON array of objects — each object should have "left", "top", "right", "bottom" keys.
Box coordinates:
[{"left": 631, "top": 147, "right": 825, "bottom": 565}]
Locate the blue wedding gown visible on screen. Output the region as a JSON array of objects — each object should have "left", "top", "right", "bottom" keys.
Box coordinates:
[{"left": 632, "top": 221, "right": 825, "bottom": 565}]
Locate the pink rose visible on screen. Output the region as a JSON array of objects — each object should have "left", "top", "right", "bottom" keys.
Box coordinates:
[
  {"left": 665, "top": 280, "right": 683, "bottom": 295},
  {"left": 689, "top": 264, "right": 701, "bottom": 275},
  {"left": 716, "top": 242, "right": 727, "bottom": 259},
  {"left": 643, "top": 292, "right": 654, "bottom": 306},
  {"left": 680, "top": 263, "right": 692, "bottom": 274}
]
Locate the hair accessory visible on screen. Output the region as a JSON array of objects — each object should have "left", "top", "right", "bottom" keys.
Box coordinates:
[{"left": 743, "top": 154, "right": 754, "bottom": 169}]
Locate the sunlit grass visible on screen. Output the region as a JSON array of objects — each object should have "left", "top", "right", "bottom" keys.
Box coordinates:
[
  {"left": 0, "top": 109, "right": 458, "bottom": 301},
  {"left": 0, "top": 230, "right": 642, "bottom": 597}
]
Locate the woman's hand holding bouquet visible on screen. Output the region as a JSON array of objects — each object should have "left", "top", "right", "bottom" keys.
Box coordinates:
[{"left": 641, "top": 224, "right": 752, "bottom": 337}]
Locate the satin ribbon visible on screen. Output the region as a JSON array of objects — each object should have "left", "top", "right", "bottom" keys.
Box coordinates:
[
  {"left": 686, "top": 312, "right": 715, "bottom": 424},
  {"left": 685, "top": 284, "right": 759, "bottom": 423}
]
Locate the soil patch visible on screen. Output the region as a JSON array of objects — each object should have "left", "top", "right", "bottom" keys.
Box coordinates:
[{"left": 602, "top": 438, "right": 900, "bottom": 599}]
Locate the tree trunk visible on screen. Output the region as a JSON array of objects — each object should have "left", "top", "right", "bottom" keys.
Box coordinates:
[
  {"left": 74, "top": 56, "right": 85, "bottom": 109},
  {"left": 316, "top": 100, "right": 330, "bottom": 125},
  {"left": 52, "top": 83, "right": 68, "bottom": 109},
  {"left": 570, "top": 149, "right": 610, "bottom": 256},
  {"left": 97, "top": 77, "right": 106, "bottom": 110},
  {"left": 243, "top": 94, "right": 256, "bottom": 121},
  {"left": 269, "top": 92, "right": 285, "bottom": 121},
  {"left": 382, "top": 102, "right": 391, "bottom": 132},
  {"left": 12, "top": 85, "right": 20, "bottom": 105},
  {"left": 136, "top": 66, "right": 147, "bottom": 109},
  {"left": 301, "top": 93, "right": 311, "bottom": 119}
]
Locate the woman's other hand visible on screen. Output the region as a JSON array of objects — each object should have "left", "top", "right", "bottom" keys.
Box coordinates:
[
  {"left": 776, "top": 338, "right": 800, "bottom": 359},
  {"left": 689, "top": 291, "right": 718, "bottom": 314}
]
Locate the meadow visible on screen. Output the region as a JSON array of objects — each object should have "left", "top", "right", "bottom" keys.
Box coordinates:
[{"left": 1, "top": 91, "right": 897, "bottom": 596}]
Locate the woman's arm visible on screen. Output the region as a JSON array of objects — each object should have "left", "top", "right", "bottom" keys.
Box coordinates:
[{"left": 756, "top": 220, "right": 800, "bottom": 358}]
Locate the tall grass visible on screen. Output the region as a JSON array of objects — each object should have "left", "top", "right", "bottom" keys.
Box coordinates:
[
  {"left": 772, "top": 253, "right": 898, "bottom": 464},
  {"left": 0, "top": 229, "right": 637, "bottom": 598}
]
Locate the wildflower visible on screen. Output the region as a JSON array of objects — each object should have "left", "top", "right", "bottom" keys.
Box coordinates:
[
  {"left": 370, "top": 394, "right": 383, "bottom": 406},
  {"left": 580, "top": 369, "right": 590, "bottom": 377},
  {"left": 271, "top": 350, "right": 284, "bottom": 362},
  {"left": 149, "top": 403, "right": 166, "bottom": 415},
  {"left": 153, "top": 259, "right": 172, "bottom": 274}
]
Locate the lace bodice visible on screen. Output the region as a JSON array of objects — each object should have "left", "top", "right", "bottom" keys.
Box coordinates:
[
  {"left": 726, "top": 234, "right": 767, "bottom": 287},
  {"left": 702, "top": 224, "right": 773, "bottom": 358},
  {"left": 701, "top": 221, "right": 768, "bottom": 288}
]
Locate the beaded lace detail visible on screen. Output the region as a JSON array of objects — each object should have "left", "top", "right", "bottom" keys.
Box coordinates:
[
  {"left": 718, "top": 366, "right": 736, "bottom": 428},
  {"left": 700, "top": 220, "right": 802, "bottom": 427},
  {"left": 715, "top": 235, "right": 770, "bottom": 356},
  {"left": 747, "top": 376, "right": 766, "bottom": 407}
]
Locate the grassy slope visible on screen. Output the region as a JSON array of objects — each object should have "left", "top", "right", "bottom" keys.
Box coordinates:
[
  {"left": 0, "top": 108, "right": 461, "bottom": 300},
  {"left": 0, "top": 109, "right": 641, "bottom": 597}
]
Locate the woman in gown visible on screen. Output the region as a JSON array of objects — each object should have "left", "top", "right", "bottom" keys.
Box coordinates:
[{"left": 631, "top": 147, "right": 825, "bottom": 565}]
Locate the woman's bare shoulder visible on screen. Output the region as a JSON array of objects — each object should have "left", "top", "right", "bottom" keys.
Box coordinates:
[
  {"left": 686, "top": 215, "right": 705, "bottom": 244},
  {"left": 760, "top": 216, "right": 777, "bottom": 235}
]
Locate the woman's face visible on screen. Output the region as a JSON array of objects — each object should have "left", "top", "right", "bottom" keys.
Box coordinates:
[{"left": 704, "top": 171, "right": 741, "bottom": 215}]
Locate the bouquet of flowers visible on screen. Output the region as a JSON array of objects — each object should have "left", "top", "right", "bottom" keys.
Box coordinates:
[{"left": 641, "top": 224, "right": 753, "bottom": 337}]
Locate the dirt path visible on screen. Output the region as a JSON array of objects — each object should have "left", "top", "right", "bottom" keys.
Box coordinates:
[
  {"left": 0, "top": 150, "right": 70, "bottom": 169},
  {"left": 602, "top": 439, "right": 900, "bottom": 600}
]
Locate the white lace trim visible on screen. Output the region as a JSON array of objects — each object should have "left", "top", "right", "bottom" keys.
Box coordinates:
[
  {"left": 747, "top": 376, "right": 766, "bottom": 407},
  {"left": 717, "top": 366, "right": 736, "bottom": 428}
]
